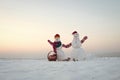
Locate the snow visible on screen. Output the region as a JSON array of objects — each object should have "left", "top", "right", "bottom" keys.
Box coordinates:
[{"left": 0, "top": 57, "right": 120, "bottom": 80}]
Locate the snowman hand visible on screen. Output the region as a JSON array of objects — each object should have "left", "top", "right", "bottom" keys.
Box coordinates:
[
  {"left": 62, "top": 43, "right": 71, "bottom": 48},
  {"left": 83, "top": 36, "right": 88, "bottom": 40},
  {"left": 48, "top": 40, "right": 54, "bottom": 45},
  {"left": 81, "top": 36, "right": 88, "bottom": 44}
]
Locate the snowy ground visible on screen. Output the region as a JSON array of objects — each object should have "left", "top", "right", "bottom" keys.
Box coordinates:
[{"left": 0, "top": 57, "right": 120, "bottom": 80}]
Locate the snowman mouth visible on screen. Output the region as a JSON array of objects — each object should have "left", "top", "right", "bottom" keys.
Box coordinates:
[
  {"left": 55, "top": 38, "right": 60, "bottom": 41},
  {"left": 74, "top": 34, "right": 79, "bottom": 37}
]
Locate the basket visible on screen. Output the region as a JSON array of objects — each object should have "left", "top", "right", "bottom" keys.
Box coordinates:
[{"left": 47, "top": 51, "right": 57, "bottom": 61}]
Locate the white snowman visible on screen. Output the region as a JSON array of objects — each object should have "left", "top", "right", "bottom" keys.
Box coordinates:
[
  {"left": 71, "top": 31, "right": 88, "bottom": 61},
  {"left": 48, "top": 34, "right": 70, "bottom": 61}
]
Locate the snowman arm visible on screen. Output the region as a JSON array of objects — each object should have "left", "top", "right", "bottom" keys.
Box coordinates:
[
  {"left": 48, "top": 40, "right": 54, "bottom": 45},
  {"left": 81, "top": 36, "right": 88, "bottom": 44},
  {"left": 62, "top": 43, "right": 72, "bottom": 48},
  {"left": 48, "top": 40, "right": 57, "bottom": 53},
  {"left": 81, "top": 40, "right": 84, "bottom": 43}
]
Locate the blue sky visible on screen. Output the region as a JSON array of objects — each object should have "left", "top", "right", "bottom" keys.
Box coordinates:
[{"left": 0, "top": 0, "right": 120, "bottom": 57}]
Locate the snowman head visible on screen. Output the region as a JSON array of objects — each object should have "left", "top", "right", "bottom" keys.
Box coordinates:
[
  {"left": 54, "top": 34, "right": 60, "bottom": 41},
  {"left": 72, "top": 31, "right": 79, "bottom": 38}
]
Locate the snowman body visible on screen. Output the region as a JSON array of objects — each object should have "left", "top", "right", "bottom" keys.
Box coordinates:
[
  {"left": 71, "top": 33, "right": 86, "bottom": 60},
  {"left": 53, "top": 40, "right": 67, "bottom": 61},
  {"left": 56, "top": 45, "right": 66, "bottom": 61}
]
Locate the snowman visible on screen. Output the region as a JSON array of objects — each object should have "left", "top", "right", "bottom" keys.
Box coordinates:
[
  {"left": 71, "top": 31, "right": 88, "bottom": 61},
  {"left": 48, "top": 34, "right": 71, "bottom": 61}
]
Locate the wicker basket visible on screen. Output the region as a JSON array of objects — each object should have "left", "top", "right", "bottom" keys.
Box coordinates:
[{"left": 47, "top": 51, "right": 57, "bottom": 61}]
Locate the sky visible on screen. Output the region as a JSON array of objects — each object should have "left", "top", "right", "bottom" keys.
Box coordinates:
[{"left": 0, "top": 0, "right": 120, "bottom": 58}]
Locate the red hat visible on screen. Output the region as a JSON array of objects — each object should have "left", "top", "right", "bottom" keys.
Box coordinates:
[
  {"left": 72, "top": 31, "right": 77, "bottom": 35},
  {"left": 54, "top": 34, "right": 60, "bottom": 38}
]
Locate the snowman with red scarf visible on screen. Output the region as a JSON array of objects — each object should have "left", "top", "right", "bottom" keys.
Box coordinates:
[
  {"left": 48, "top": 34, "right": 71, "bottom": 61},
  {"left": 71, "top": 31, "right": 88, "bottom": 61}
]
